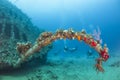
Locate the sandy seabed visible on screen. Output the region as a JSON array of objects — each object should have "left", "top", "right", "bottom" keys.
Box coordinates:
[{"left": 0, "top": 56, "right": 120, "bottom": 80}]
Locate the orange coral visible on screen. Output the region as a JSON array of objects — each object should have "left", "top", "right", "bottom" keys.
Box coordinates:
[{"left": 77, "top": 35, "right": 81, "bottom": 41}]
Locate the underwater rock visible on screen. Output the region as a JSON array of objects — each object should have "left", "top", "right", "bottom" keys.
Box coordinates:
[
  {"left": 109, "top": 61, "right": 120, "bottom": 67},
  {"left": 0, "top": 0, "right": 51, "bottom": 69}
]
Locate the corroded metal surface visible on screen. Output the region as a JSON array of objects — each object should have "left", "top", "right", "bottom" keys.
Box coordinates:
[{"left": 17, "top": 29, "right": 109, "bottom": 72}]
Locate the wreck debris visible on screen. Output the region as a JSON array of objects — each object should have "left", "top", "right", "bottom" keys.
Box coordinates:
[
  {"left": 0, "top": 0, "right": 51, "bottom": 69},
  {"left": 16, "top": 29, "right": 109, "bottom": 72}
]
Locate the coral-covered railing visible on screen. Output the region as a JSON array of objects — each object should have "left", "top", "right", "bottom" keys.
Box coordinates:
[{"left": 16, "top": 28, "right": 109, "bottom": 72}]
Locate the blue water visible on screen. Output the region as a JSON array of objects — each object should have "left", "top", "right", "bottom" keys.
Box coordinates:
[
  {"left": 10, "top": 0, "right": 120, "bottom": 56},
  {"left": 0, "top": 0, "right": 119, "bottom": 80}
]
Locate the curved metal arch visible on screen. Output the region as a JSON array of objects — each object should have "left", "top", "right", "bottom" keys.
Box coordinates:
[{"left": 16, "top": 29, "right": 109, "bottom": 72}]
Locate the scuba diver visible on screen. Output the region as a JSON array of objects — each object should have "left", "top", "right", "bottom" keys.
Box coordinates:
[
  {"left": 87, "top": 49, "right": 95, "bottom": 58},
  {"left": 64, "top": 46, "right": 78, "bottom": 53}
]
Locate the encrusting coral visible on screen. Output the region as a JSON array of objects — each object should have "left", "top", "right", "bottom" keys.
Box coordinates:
[
  {"left": 16, "top": 28, "right": 109, "bottom": 72},
  {"left": 16, "top": 42, "right": 32, "bottom": 58}
]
